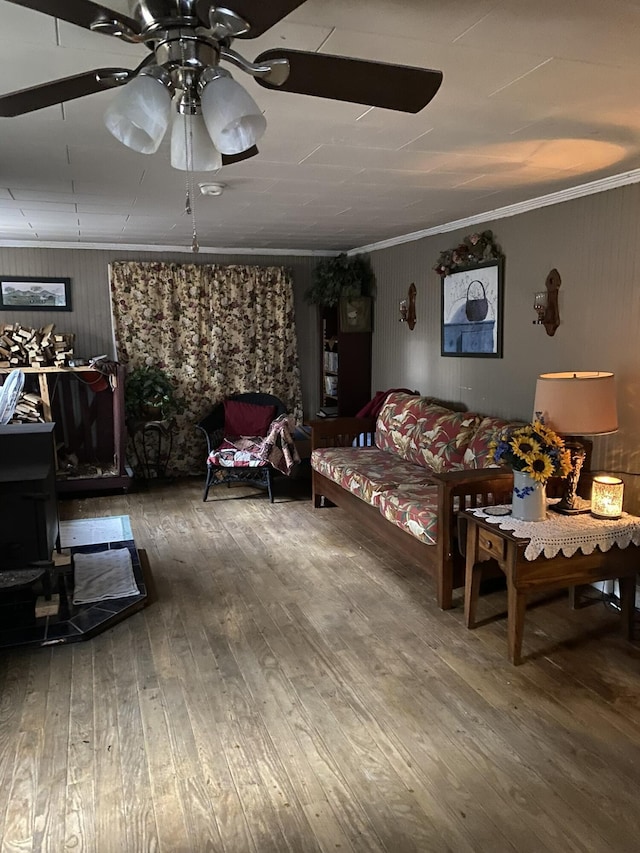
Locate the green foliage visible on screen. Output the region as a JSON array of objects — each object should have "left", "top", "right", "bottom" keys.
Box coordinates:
[
  {"left": 433, "top": 230, "right": 503, "bottom": 277},
  {"left": 305, "top": 253, "right": 376, "bottom": 307},
  {"left": 124, "top": 365, "right": 181, "bottom": 421}
]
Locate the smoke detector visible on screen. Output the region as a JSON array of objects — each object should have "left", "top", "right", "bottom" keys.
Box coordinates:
[{"left": 199, "top": 182, "right": 226, "bottom": 197}]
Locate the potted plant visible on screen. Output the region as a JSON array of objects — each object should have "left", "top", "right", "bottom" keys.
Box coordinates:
[
  {"left": 124, "top": 364, "right": 181, "bottom": 423},
  {"left": 304, "top": 252, "right": 375, "bottom": 308}
]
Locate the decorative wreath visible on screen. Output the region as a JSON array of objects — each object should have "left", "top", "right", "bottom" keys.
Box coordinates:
[{"left": 433, "top": 230, "right": 503, "bottom": 277}]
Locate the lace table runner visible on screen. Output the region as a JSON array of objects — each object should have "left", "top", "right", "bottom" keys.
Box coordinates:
[{"left": 469, "top": 504, "right": 640, "bottom": 560}]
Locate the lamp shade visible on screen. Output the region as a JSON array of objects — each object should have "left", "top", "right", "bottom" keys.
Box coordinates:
[
  {"left": 200, "top": 72, "right": 266, "bottom": 155},
  {"left": 170, "top": 111, "right": 223, "bottom": 171},
  {"left": 533, "top": 371, "right": 618, "bottom": 435},
  {"left": 104, "top": 74, "right": 172, "bottom": 154}
]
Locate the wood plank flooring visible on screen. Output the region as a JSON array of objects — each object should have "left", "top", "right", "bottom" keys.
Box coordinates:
[{"left": 1, "top": 475, "right": 639, "bottom": 852}]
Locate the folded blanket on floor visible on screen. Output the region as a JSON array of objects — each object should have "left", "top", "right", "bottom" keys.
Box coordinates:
[{"left": 72, "top": 548, "right": 139, "bottom": 604}]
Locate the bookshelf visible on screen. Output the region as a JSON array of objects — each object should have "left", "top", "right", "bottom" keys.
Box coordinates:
[{"left": 318, "top": 305, "right": 371, "bottom": 417}]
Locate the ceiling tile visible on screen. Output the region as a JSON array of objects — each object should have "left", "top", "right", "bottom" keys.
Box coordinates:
[{"left": 0, "top": 0, "right": 640, "bottom": 249}]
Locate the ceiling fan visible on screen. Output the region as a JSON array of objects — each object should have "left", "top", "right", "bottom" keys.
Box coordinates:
[{"left": 0, "top": 1, "right": 443, "bottom": 171}]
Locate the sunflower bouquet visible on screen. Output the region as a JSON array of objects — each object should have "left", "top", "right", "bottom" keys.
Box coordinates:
[{"left": 489, "top": 420, "right": 572, "bottom": 484}]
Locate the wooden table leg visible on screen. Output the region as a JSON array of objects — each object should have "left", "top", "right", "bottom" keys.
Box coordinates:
[
  {"left": 38, "top": 372, "right": 52, "bottom": 422},
  {"left": 464, "top": 519, "right": 482, "bottom": 628},
  {"left": 465, "top": 564, "right": 483, "bottom": 629},
  {"left": 619, "top": 575, "right": 635, "bottom": 640},
  {"left": 568, "top": 585, "right": 578, "bottom": 609},
  {"left": 507, "top": 581, "right": 527, "bottom": 665}
]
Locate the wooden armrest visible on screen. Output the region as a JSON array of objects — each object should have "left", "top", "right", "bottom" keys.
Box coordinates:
[
  {"left": 309, "top": 417, "right": 374, "bottom": 450},
  {"left": 429, "top": 468, "right": 514, "bottom": 488},
  {"left": 431, "top": 468, "right": 514, "bottom": 508}
]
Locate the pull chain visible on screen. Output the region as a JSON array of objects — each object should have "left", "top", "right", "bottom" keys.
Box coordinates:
[
  {"left": 180, "top": 41, "right": 199, "bottom": 253},
  {"left": 183, "top": 114, "right": 199, "bottom": 252}
]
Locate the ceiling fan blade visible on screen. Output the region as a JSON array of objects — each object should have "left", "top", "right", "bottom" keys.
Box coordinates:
[
  {"left": 4, "top": 0, "right": 140, "bottom": 35},
  {"left": 254, "top": 49, "right": 443, "bottom": 113},
  {"left": 221, "top": 146, "right": 259, "bottom": 166},
  {"left": 0, "top": 69, "right": 133, "bottom": 117},
  {"left": 196, "top": 0, "right": 307, "bottom": 38}
]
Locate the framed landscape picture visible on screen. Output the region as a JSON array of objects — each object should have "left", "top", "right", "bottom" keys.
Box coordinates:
[
  {"left": 441, "top": 260, "right": 503, "bottom": 358},
  {"left": 0, "top": 276, "right": 72, "bottom": 311}
]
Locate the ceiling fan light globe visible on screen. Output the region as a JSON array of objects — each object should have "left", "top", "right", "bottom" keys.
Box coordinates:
[
  {"left": 200, "top": 75, "right": 266, "bottom": 155},
  {"left": 171, "top": 112, "right": 223, "bottom": 171},
  {"left": 104, "top": 75, "right": 172, "bottom": 154},
  {"left": 215, "top": 115, "right": 266, "bottom": 156}
]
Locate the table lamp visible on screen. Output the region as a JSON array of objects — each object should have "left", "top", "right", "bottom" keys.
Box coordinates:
[{"left": 533, "top": 371, "right": 618, "bottom": 514}]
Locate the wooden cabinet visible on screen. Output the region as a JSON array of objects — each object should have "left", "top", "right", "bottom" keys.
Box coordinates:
[
  {"left": 319, "top": 306, "right": 371, "bottom": 417},
  {"left": 0, "top": 366, "right": 131, "bottom": 493}
]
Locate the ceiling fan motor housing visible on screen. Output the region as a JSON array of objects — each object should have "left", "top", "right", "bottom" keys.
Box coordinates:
[
  {"left": 154, "top": 33, "right": 220, "bottom": 83},
  {"left": 130, "top": 0, "right": 204, "bottom": 33}
]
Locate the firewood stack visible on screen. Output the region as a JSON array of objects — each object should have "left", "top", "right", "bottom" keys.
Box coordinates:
[
  {"left": 0, "top": 322, "right": 77, "bottom": 423},
  {"left": 0, "top": 322, "right": 75, "bottom": 368},
  {"left": 11, "top": 391, "right": 44, "bottom": 423}
]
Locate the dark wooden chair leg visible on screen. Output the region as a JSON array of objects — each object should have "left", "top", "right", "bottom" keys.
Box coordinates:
[
  {"left": 266, "top": 469, "right": 274, "bottom": 503},
  {"left": 203, "top": 468, "right": 212, "bottom": 502}
]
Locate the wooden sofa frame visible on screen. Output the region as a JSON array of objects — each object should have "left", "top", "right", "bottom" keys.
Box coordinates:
[{"left": 310, "top": 417, "right": 514, "bottom": 610}]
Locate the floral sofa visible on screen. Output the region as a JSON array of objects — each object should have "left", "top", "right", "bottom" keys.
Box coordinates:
[{"left": 310, "top": 391, "right": 519, "bottom": 609}]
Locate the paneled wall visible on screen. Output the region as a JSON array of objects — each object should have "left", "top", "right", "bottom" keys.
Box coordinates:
[
  {"left": 368, "top": 182, "right": 640, "bottom": 511},
  {"left": 0, "top": 247, "right": 319, "bottom": 418}
]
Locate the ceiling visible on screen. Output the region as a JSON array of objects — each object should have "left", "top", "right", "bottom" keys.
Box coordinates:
[{"left": 2, "top": 0, "right": 640, "bottom": 254}]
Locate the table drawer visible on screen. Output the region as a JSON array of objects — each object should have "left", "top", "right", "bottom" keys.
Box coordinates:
[{"left": 478, "top": 527, "right": 506, "bottom": 560}]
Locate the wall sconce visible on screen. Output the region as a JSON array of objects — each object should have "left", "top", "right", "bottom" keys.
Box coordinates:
[
  {"left": 591, "top": 475, "right": 624, "bottom": 519},
  {"left": 533, "top": 268, "right": 561, "bottom": 336},
  {"left": 399, "top": 283, "right": 417, "bottom": 330}
]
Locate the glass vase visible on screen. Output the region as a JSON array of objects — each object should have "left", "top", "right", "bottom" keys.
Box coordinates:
[{"left": 511, "top": 470, "right": 547, "bottom": 521}]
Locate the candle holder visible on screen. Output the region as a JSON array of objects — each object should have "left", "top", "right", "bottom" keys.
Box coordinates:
[
  {"left": 533, "top": 291, "right": 548, "bottom": 324},
  {"left": 398, "top": 283, "right": 417, "bottom": 330},
  {"left": 591, "top": 475, "right": 624, "bottom": 519}
]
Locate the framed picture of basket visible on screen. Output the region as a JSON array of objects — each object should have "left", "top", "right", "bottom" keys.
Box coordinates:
[{"left": 441, "top": 260, "right": 503, "bottom": 358}]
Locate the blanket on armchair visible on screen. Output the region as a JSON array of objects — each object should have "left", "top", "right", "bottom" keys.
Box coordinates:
[{"left": 210, "top": 414, "right": 301, "bottom": 475}]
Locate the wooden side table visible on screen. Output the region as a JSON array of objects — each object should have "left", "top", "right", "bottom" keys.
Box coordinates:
[{"left": 461, "top": 509, "right": 639, "bottom": 664}]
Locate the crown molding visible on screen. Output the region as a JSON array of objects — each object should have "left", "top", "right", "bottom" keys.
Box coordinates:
[{"left": 349, "top": 167, "right": 640, "bottom": 255}]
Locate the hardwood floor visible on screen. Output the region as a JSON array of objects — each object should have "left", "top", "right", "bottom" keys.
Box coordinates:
[{"left": 1, "top": 475, "right": 639, "bottom": 852}]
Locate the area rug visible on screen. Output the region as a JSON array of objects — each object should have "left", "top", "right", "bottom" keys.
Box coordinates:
[
  {"left": 59, "top": 515, "right": 133, "bottom": 548},
  {"left": 72, "top": 547, "right": 140, "bottom": 604}
]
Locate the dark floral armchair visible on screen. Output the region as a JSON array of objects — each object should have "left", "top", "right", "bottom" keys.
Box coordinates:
[{"left": 196, "top": 392, "right": 294, "bottom": 502}]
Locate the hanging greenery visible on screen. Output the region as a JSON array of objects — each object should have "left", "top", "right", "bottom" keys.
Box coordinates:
[
  {"left": 305, "top": 253, "right": 376, "bottom": 307},
  {"left": 433, "top": 230, "right": 503, "bottom": 277}
]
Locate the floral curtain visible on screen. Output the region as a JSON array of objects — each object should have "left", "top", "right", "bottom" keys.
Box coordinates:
[{"left": 109, "top": 261, "right": 303, "bottom": 476}]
